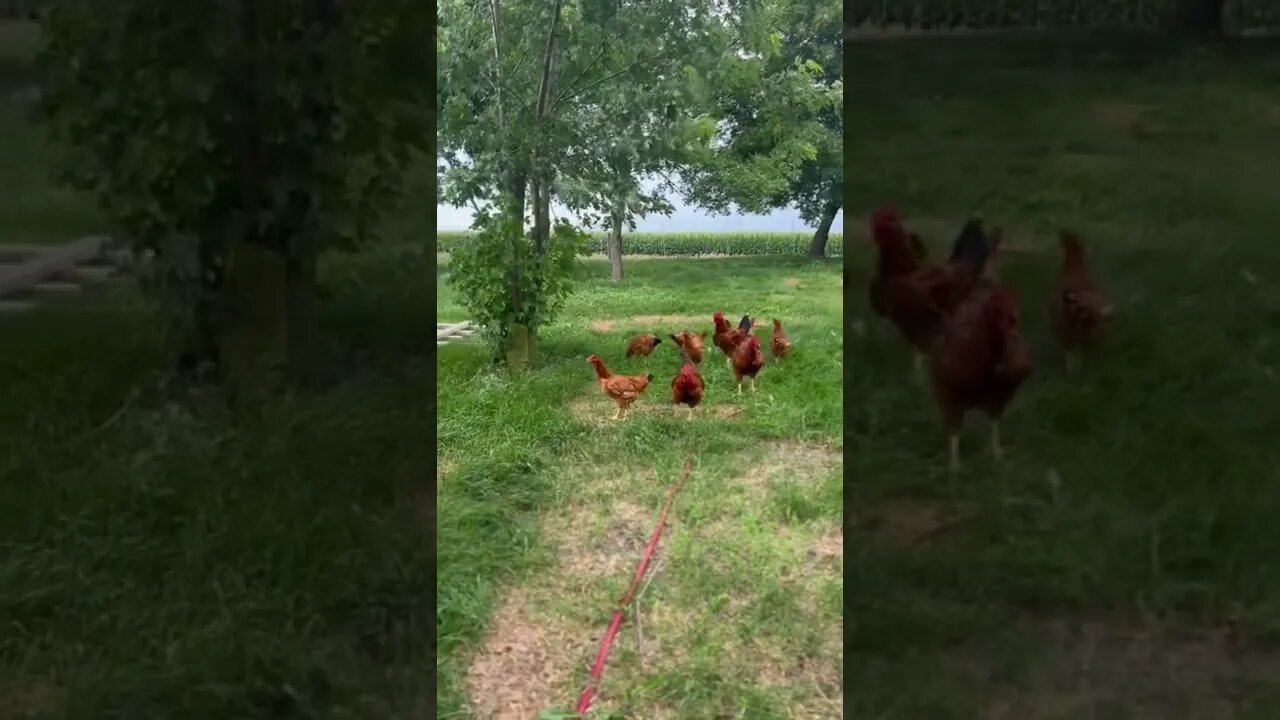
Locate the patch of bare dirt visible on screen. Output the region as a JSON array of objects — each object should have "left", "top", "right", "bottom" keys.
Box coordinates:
[
  {"left": 589, "top": 314, "right": 708, "bottom": 333},
  {"left": 857, "top": 498, "right": 979, "bottom": 548},
  {"left": 807, "top": 527, "right": 843, "bottom": 567},
  {"left": 738, "top": 440, "right": 841, "bottom": 500},
  {"left": 0, "top": 674, "right": 63, "bottom": 719},
  {"left": 464, "top": 590, "right": 592, "bottom": 720},
  {"left": 946, "top": 618, "right": 1280, "bottom": 720},
  {"left": 782, "top": 277, "right": 802, "bottom": 288},
  {"left": 548, "top": 500, "right": 655, "bottom": 577},
  {"left": 1092, "top": 99, "right": 1151, "bottom": 132},
  {"left": 755, "top": 634, "right": 843, "bottom": 719}
]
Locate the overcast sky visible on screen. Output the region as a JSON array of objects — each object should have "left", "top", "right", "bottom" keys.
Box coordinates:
[{"left": 437, "top": 176, "right": 844, "bottom": 233}]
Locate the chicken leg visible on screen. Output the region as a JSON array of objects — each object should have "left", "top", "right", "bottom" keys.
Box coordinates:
[
  {"left": 990, "top": 421, "right": 1004, "bottom": 462},
  {"left": 948, "top": 434, "right": 961, "bottom": 474},
  {"left": 750, "top": 377, "right": 757, "bottom": 393},
  {"left": 913, "top": 352, "right": 926, "bottom": 384}
]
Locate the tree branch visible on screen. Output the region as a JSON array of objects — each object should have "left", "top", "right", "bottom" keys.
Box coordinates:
[
  {"left": 487, "top": 0, "right": 507, "bottom": 144},
  {"left": 551, "top": 44, "right": 608, "bottom": 111},
  {"left": 533, "top": 0, "right": 563, "bottom": 123},
  {"left": 552, "top": 52, "right": 669, "bottom": 112}
]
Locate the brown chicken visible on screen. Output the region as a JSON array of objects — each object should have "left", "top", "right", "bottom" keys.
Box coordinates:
[
  {"left": 929, "top": 284, "right": 1033, "bottom": 473},
  {"left": 670, "top": 330, "right": 707, "bottom": 364},
  {"left": 868, "top": 207, "right": 924, "bottom": 320},
  {"left": 624, "top": 333, "right": 662, "bottom": 358},
  {"left": 670, "top": 349, "right": 705, "bottom": 420},
  {"left": 770, "top": 319, "right": 792, "bottom": 363},
  {"left": 712, "top": 311, "right": 750, "bottom": 367},
  {"left": 1049, "top": 231, "right": 1114, "bottom": 373},
  {"left": 872, "top": 211, "right": 993, "bottom": 381},
  {"left": 732, "top": 334, "right": 766, "bottom": 393},
  {"left": 586, "top": 355, "right": 653, "bottom": 420}
]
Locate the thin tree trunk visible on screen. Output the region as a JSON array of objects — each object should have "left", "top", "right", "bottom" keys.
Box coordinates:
[
  {"left": 808, "top": 201, "right": 840, "bottom": 259},
  {"left": 507, "top": 0, "right": 563, "bottom": 369},
  {"left": 608, "top": 199, "right": 624, "bottom": 282},
  {"left": 222, "top": 0, "right": 289, "bottom": 393}
]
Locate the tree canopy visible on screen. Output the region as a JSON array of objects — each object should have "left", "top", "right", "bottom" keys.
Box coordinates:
[
  {"left": 680, "top": 0, "right": 843, "bottom": 257},
  {"left": 39, "top": 0, "right": 430, "bottom": 380}
]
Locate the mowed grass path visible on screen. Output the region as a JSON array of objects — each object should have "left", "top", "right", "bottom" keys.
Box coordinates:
[
  {"left": 846, "top": 34, "right": 1280, "bottom": 717},
  {"left": 437, "top": 255, "right": 843, "bottom": 718}
]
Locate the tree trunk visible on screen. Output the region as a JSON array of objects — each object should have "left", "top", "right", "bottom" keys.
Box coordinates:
[
  {"left": 220, "top": 238, "right": 290, "bottom": 394},
  {"left": 608, "top": 200, "right": 624, "bottom": 282},
  {"left": 808, "top": 202, "right": 840, "bottom": 259},
  {"left": 286, "top": 252, "right": 319, "bottom": 376},
  {"left": 1174, "top": 0, "right": 1225, "bottom": 35}
]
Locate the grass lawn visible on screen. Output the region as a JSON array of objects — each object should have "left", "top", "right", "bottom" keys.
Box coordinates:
[
  {"left": 846, "top": 33, "right": 1280, "bottom": 717},
  {"left": 437, "top": 254, "right": 843, "bottom": 718},
  {"left": 1, "top": 20, "right": 440, "bottom": 718}
]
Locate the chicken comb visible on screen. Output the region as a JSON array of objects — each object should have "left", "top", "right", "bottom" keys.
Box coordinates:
[{"left": 870, "top": 206, "right": 900, "bottom": 233}]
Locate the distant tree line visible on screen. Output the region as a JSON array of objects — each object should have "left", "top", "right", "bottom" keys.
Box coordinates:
[{"left": 846, "top": 0, "right": 1278, "bottom": 36}]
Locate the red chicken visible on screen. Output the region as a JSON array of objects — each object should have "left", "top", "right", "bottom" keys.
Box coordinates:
[
  {"left": 586, "top": 355, "right": 653, "bottom": 421},
  {"left": 1049, "top": 231, "right": 1114, "bottom": 373},
  {"left": 769, "top": 319, "right": 792, "bottom": 363},
  {"left": 712, "top": 311, "right": 750, "bottom": 367},
  {"left": 872, "top": 211, "right": 993, "bottom": 381},
  {"left": 670, "top": 350, "right": 705, "bottom": 420},
  {"left": 929, "top": 284, "right": 1033, "bottom": 473},
  {"left": 868, "top": 206, "right": 923, "bottom": 320},
  {"left": 732, "top": 334, "right": 765, "bottom": 393},
  {"left": 625, "top": 333, "right": 662, "bottom": 359},
  {"left": 670, "top": 330, "right": 707, "bottom": 364}
]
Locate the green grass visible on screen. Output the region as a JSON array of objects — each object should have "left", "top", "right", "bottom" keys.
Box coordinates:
[
  {"left": 437, "top": 256, "right": 842, "bottom": 717},
  {"left": 0, "top": 20, "right": 101, "bottom": 244},
  {"left": 437, "top": 231, "right": 844, "bottom": 258},
  {"left": 0, "top": 242, "right": 437, "bottom": 718},
  {"left": 846, "top": 33, "right": 1280, "bottom": 717},
  {"left": 1, "top": 20, "right": 441, "bottom": 717}
]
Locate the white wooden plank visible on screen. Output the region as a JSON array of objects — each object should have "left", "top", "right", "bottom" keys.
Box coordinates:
[
  {"left": 436, "top": 321, "right": 472, "bottom": 340},
  {"left": 0, "top": 235, "right": 109, "bottom": 297}
]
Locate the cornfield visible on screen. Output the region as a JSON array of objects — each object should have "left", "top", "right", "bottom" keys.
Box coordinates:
[
  {"left": 436, "top": 231, "right": 845, "bottom": 258},
  {"left": 847, "top": 0, "right": 1280, "bottom": 30}
]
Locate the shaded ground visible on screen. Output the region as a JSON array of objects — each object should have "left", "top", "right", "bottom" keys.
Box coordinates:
[{"left": 846, "top": 32, "right": 1280, "bottom": 718}]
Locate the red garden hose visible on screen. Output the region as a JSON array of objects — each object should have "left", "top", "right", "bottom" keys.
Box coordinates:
[{"left": 574, "top": 458, "right": 693, "bottom": 715}]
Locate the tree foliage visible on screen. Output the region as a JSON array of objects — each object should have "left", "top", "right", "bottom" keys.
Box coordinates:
[
  {"left": 437, "top": 0, "right": 733, "bottom": 358},
  {"left": 681, "top": 0, "right": 843, "bottom": 256},
  {"left": 38, "top": 0, "right": 430, "bottom": 372}
]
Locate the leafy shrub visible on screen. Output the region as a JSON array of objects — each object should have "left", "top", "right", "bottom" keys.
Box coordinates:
[{"left": 437, "top": 231, "right": 845, "bottom": 257}]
